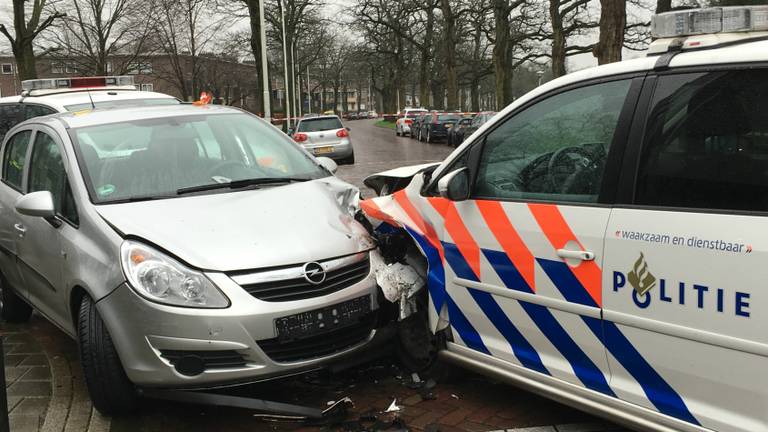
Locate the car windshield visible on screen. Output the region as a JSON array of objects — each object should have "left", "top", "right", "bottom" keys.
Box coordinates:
[
  {"left": 64, "top": 98, "right": 179, "bottom": 112},
  {"left": 72, "top": 113, "right": 327, "bottom": 204},
  {"left": 297, "top": 117, "right": 343, "bottom": 132}
]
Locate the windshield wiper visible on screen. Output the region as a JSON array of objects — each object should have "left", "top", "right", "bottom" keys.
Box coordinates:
[{"left": 176, "top": 177, "right": 311, "bottom": 195}]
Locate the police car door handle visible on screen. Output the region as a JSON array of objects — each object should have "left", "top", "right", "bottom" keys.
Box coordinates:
[{"left": 556, "top": 249, "right": 595, "bottom": 261}]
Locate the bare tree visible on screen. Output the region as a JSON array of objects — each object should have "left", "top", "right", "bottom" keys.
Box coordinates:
[
  {"left": 50, "top": 0, "right": 154, "bottom": 75},
  {"left": 594, "top": 0, "right": 626, "bottom": 65},
  {"left": 0, "top": 0, "right": 65, "bottom": 80},
  {"left": 152, "top": 0, "right": 223, "bottom": 101},
  {"left": 546, "top": 0, "right": 599, "bottom": 78}
]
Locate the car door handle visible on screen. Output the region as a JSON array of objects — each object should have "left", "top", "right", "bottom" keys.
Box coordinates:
[
  {"left": 14, "top": 223, "right": 26, "bottom": 236},
  {"left": 556, "top": 249, "right": 595, "bottom": 261}
]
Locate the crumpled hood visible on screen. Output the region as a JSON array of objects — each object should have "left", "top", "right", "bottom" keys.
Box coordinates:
[{"left": 96, "top": 177, "right": 374, "bottom": 272}]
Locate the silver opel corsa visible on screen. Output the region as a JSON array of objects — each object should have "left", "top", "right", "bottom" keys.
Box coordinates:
[{"left": 0, "top": 104, "right": 382, "bottom": 414}]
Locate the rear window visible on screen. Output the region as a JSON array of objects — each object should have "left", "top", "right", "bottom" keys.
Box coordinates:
[
  {"left": 64, "top": 98, "right": 178, "bottom": 112},
  {"left": 405, "top": 111, "right": 426, "bottom": 119},
  {"left": 438, "top": 114, "right": 460, "bottom": 121},
  {"left": 297, "top": 117, "right": 343, "bottom": 132}
]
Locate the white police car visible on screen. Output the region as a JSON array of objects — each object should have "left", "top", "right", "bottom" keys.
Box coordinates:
[
  {"left": 0, "top": 76, "right": 178, "bottom": 140},
  {"left": 362, "top": 6, "right": 768, "bottom": 432}
]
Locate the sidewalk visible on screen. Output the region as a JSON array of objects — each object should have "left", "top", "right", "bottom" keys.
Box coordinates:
[{"left": 3, "top": 316, "right": 109, "bottom": 432}]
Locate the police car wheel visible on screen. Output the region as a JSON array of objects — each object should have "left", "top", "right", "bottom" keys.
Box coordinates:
[{"left": 395, "top": 298, "right": 442, "bottom": 374}]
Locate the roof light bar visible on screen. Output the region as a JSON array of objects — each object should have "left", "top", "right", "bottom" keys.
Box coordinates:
[
  {"left": 21, "top": 75, "right": 135, "bottom": 92},
  {"left": 651, "top": 6, "right": 768, "bottom": 39}
]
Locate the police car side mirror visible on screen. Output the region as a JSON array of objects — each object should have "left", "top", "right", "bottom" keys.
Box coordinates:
[{"left": 438, "top": 168, "right": 469, "bottom": 201}]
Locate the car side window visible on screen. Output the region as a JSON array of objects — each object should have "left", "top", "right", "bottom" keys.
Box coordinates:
[
  {"left": 28, "top": 132, "right": 78, "bottom": 224},
  {"left": 2, "top": 130, "right": 32, "bottom": 190},
  {"left": 635, "top": 69, "right": 768, "bottom": 212},
  {"left": 473, "top": 79, "right": 632, "bottom": 203},
  {"left": 24, "top": 104, "right": 57, "bottom": 120},
  {"left": 0, "top": 103, "right": 23, "bottom": 140}
]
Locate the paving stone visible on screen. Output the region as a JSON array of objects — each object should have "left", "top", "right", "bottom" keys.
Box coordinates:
[
  {"left": 555, "top": 423, "right": 618, "bottom": 432},
  {"left": 9, "top": 414, "right": 42, "bottom": 432},
  {"left": 507, "top": 427, "right": 557, "bottom": 432},
  {"left": 403, "top": 393, "right": 423, "bottom": 406},
  {"left": 41, "top": 396, "right": 70, "bottom": 432},
  {"left": 441, "top": 407, "right": 474, "bottom": 426},
  {"left": 8, "top": 343, "right": 43, "bottom": 355},
  {"left": 7, "top": 395, "right": 23, "bottom": 412},
  {"left": 5, "top": 354, "right": 29, "bottom": 367},
  {"left": 411, "top": 411, "right": 444, "bottom": 429},
  {"left": 11, "top": 397, "right": 50, "bottom": 416},
  {"left": 5, "top": 366, "right": 30, "bottom": 382},
  {"left": 19, "top": 354, "right": 48, "bottom": 366},
  {"left": 87, "top": 408, "right": 112, "bottom": 432},
  {"left": 22, "top": 366, "right": 52, "bottom": 381},
  {"left": 7, "top": 380, "right": 52, "bottom": 397}
]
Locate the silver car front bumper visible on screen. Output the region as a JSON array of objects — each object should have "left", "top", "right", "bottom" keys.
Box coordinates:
[{"left": 97, "top": 253, "right": 380, "bottom": 388}]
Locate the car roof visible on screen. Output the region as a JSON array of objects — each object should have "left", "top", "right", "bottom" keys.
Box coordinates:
[
  {"left": 31, "top": 104, "right": 245, "bottom": 129},
  {"left": 298, "top": 115, "right": 340, "bottom": 121},
  {"left": 0, "top": 89, "right": 177, "bottom": 112}
]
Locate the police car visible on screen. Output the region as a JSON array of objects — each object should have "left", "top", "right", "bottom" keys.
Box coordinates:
[
  {"left": 362, "top": 6, "right": 768, "bottom": 432},
  {"left": 0, "top": 76, "right": 178, "bottom": 140}
]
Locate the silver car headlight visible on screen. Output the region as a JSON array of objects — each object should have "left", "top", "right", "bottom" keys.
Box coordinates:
[{"left": 120, "top": 240, "right": 229, "bottom": 308}]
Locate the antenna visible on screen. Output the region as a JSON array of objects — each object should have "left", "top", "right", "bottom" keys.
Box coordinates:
[{"left": 86, "top": 89, "right": 96, "bottom": 109}]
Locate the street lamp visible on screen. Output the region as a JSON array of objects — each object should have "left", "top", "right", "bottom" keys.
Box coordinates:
[
  {"left": 280, "top": 0, "right": 291, "bottom": 130},
  {"left": 258, "top": 0, "right": 271, "bottom": 121}
]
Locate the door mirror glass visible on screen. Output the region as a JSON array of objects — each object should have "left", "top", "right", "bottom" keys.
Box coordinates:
[
  {"left": 15, "top": 191, "right": 55, "bottom": 218},
  {"left": 317, "top": 156, "right": 338, "bottom": 174},
  {"left": 438, "top": 167, "right": 469, "bottom": 201}
]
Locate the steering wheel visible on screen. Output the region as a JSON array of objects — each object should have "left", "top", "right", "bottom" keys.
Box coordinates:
[
  {"left": 207, "top": 160, "right": 250, "bottom": 180},
  {"left": 547, "top": 146, "right": 595, "bottom": 194}
]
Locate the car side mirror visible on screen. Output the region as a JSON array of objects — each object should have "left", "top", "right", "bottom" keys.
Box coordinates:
[
  {"left": 437, "top": 168, "right": 469, "bottom": 201},
  {"left": 15, "top": 191, "right": 55, "bottom": 218},
  {"left": 317, "top": 156, "right": 338, "bottom": 174}
]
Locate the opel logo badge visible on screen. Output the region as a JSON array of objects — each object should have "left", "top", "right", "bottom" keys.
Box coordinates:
[{"left": 302, "top": 262, "right": 326, "bottom": 285}]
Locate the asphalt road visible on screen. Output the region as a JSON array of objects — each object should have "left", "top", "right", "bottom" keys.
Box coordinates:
[{"left": 5, "top": 119, "right": 626, "bottom": 432}]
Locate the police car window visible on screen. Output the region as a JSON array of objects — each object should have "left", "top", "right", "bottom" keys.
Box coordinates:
[
  {"left": 0, "top": 104, "right": 23, "bottom": 140},
  {"left": 636, "top": 70, "right": 768, "bottom": 212},
  {"left": 474, "top": 79, "right": 631, "bottom": 203},
  {"left": 28, "top": 132, "right": 78, "bottom": 224},
  {"left": 2, "top": 130, "right": 32, "bottom": 190},
  {"left": 24, "top": 105, "right": 57, "bottom": 120}
]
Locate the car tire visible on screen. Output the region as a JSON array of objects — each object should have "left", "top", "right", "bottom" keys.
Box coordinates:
[
  {"left": 396, "top": 127, "right": 401, "bottom": 136},
  {"left": 0, "top": 277, "right": 32, "bottom": 323},
  {"left": 426, "top": 129, "right": 432, "bottom": 143},
  {"left": 395, "top": 296, "right": 444, "bottom": 376},
  {"left": 78, "top": 295, "right": 138, "bottom": 416},
  {"left": 339, "top": 152, "right": 355, "bottom": 165}
]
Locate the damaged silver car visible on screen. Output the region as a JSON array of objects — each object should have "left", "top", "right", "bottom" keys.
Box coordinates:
[{"left": 0, "top": 104, "right": 392, "bottom": 415}]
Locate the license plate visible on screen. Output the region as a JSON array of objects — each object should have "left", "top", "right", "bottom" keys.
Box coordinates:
[
  {"left": 314, "top": 146, "right": 333, "bottom": 154},
  {"left": 275, "top": 296, "right": 371, "bottom": 340}
]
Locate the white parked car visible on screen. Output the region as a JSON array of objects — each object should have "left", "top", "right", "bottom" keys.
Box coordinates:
[{"left": 395, "top": 108, "right": 427, "bottom": 137}]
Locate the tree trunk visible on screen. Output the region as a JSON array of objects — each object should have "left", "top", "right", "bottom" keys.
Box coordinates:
[
  {"left": 15, "top": 43, "right": 38, "bottom": 80},
  {"left": 470, "top": 78, "right": 480, "bottom": 112},
  {"left": 549, "top": 0, "right": 567, "bottom": 78},
  {"left": 656, "top": 0, "right": 672, "bottom": 13},
  {"left": 245, "top": 0, "right": 265, "bottom": 115},
  {"left": 440, "top": 0, "right": 458, "bottom": 109},
  {"left": 493, "top": 0, "right": 513, "bottom": 108},
  {"left": 419, "top": 5, "right": 434, "bottom": 108},
  {"left": 595, "top": 0, "right": 626, "bottom": 65}
]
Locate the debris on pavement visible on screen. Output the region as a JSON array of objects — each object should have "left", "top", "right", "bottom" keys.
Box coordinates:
[
  {"left": 372, "top": 254, "right": 425, "bottom": 320},
  {"left": 385, "top": 399, "right": 401, "bottom": 413}
]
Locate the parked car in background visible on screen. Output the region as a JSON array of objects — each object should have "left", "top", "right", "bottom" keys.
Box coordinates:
[
  {"left": 358, "top": 111, "right": 369, "bottom": 120},
  {"left": 410, "top": 112, "right": 430, "bottom": 140},
  {"left": 460, "top": 111, "right": 496, "bottom": 145},
  {"left": 368, "top": 111, "right": 378, "bottom": 119},
  {"left": 446, "top": 116, "right": 474, "bottom": 147},
  {"left": 0, "top": 104, "right": 384, "bottom": 415},
  {"left": 0, "top": 75, "right": 179, "bottom": 141},
  {"left": 395, "top": 108, "right": 428, "bottom": 137},
  {"left": 419, "top": 112, "right": 461, "bottom": 143},
  {"left": 293, "top": 115, "right": 355, "bottom": 165},
  {"left": 349, "top": 112, "right": 359, "bottom": 120}
]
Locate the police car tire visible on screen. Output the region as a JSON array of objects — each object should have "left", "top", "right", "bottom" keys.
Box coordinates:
[
  {"left": 0, "top": 277, "right": 32, "bottom": 323},
  {"left": 78, "top": 295, "right": 138, "bottom": 416},
  {"left": 395, "top": 298, "right": 442, "bottom": 375}
]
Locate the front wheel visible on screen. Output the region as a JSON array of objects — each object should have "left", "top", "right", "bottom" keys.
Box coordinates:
[{"left": 78, "top": 295, "right": 138, "bottom": 415}]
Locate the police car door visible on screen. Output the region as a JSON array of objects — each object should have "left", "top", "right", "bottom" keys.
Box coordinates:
[
  {"left": 440, "top": 77, "right": 638, "bottom": 393},
  {"left": 603, "top": 69, "right": 768, "bottom": 431}
]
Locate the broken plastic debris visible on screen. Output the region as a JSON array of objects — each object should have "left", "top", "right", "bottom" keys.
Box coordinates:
[
  {"left": 411, "top": 372, "right": 421, "bottom": 384},
  {"left": 451, "top": 394, "right": 460, "bottom": 400},
  {"left": 372, "top": 256, "right": 425, "bottom": 320},
  {"left": 385, "top": 399, "right": 401, "bottom": 413}
]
